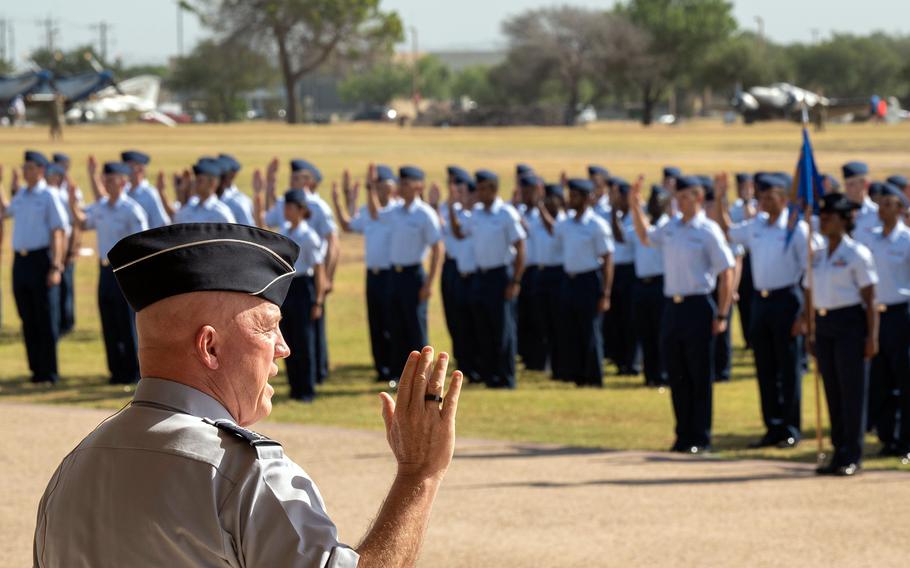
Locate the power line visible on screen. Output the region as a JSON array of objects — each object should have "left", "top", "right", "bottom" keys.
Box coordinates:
[
  {"left": 35, "top": 14, "right": 59, "bottom": 52},
  {"left": 90, "top": 20, "right": 112, "bottom": 61}
]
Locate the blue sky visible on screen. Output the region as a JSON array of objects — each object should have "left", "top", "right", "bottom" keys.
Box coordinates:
[{"left": 1, "top": 1, "right": 908, "bottom": 66}]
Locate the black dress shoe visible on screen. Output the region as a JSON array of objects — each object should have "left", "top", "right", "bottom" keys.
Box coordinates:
[
  {"left": 670, "top": 441, "right": 685, "bottom": 452},
  {"left": 776, "top": 436, "right": 799, "bottom": 449},
  {"left": 686, "top": 445, "right": 712, "bottom": 455},
  {"left": 834, "top": 463, "right": 860, "bottom": 477},
  {"left": 748, "top": 435, "right": 777, "bottom": 449},
  {"left": 815, "top": 461, "right": 837, "bottom": 475}
]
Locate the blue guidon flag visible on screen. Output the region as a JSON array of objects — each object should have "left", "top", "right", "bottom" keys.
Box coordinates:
[{"left": 787, "top": 124, "right": 825, "bottom": 245}]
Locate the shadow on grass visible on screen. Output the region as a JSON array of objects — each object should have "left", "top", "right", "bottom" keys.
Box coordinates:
[{"left": 457, "top": 469, "right": 815, "bottom": 490}]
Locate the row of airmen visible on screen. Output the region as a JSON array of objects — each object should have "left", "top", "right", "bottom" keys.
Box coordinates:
[{"left": 2, "top": 150, "right": 908, "bottom": 473}]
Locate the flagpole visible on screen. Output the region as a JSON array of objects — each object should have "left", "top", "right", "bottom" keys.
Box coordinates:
[{"left": 800, "top": 105, "right": 825, "bottom": 463}]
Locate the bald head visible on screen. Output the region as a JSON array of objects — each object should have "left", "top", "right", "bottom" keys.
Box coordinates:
[{"left": 137, "top": 291, "right": 289, "bottom": 426}]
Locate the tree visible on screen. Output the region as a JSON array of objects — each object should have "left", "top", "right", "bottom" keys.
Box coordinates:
[
  {"left": 191, "top": 0, "right": 403, "bottom": 123},
  {"left": 170, "top": 39, "right": 277, "bottom": 122},
  {"left": 29, "top": 45, "right": 110, "bottom": 75},
  {"left": 693, "top": 32, "right": 795, "bottom": 94},
  {"left": 338, "top": 55, "right": 450, "bottom": 106},
  {"left": 618, "top": 0, "right": 737, "bottom": 125}
]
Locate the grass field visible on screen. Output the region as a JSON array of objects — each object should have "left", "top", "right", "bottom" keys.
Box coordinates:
[{"left": 1, "top": 120, "right": 908, "bottom": 469}]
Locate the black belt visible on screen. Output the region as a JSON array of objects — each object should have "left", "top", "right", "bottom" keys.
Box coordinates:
[
  {"left": 15, "top": 247, "right": 49, "bottom": 257},
  {"left": 477, "top": 265, "right": 507, "bottom": 274},
  {"left": 816, "top": 304, "right": 862, "bottom": 317},
  {"left": 540, "top": 265, "right": 563, "bottom": 272},
  {"left": 755, "top": 285, "right": 798, "bottom": 299},
  {"left": 368, "top": 267, "right": 391, "bottom": 275},
  {"left": 566, "top": 269, "right": 598, "bottom": 280},
  {"left": 639, "top": 275, "right": 663, "bottom": 285},
  {"left": 877, "top": 301, "right": 909, "bottom": 313},
  {"left": 392, "top": 264, "right": 421, "bottom": 273},
  {"left": 667, "top": 293, "right": 709, "bottom": 305}
]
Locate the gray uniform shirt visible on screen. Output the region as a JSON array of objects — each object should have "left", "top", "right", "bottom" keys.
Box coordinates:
[{"left": 34, "top": 378, "right": 359, "bottom": 568}]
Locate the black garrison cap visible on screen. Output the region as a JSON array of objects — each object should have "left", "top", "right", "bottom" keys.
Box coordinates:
[{"left": 108, "top": 223, "right": 299, "bottom": 311}]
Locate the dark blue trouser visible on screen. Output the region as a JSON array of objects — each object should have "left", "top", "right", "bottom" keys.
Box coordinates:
[
  {"left": 662, "top": 294, "right": 716, "bottom": 447},
  {"left": 315, "top": 303, "right": 328, "bottom": 384},
  {"left": 12, "top": 249, "right": 60, "bottom": 382},
  {"left": 738, "top": 253, "right": 755, "bottom": 348},
  {"left": 453, "top": 271, "right": 479, "bottom": 381},
  {"left": 517, "top": 266, "right": 547, "bottom": 370},
  {"left": 441, "top": 257, "right": 461, "bottom": 367},
  {"left": 281, "top": 276, "right": 318, "bottom": 400},
  {"left": 538, "top": 266, "right": 565, "bottom": 380},
  {"left": 750, "top": 286, "right": 803, "bottom": 440},
  {"left": 470, "top": 266, "right": 516, "bottom": 388},
  {"left": 867, "top": 302, "right": 910, "bottom": 447},
  {"left": 713, "top": 285, "right": 732, "bottom": 381},
  {"left": 60, "top": 262, "right": 76, "bottom": 335},
  {"left": 633, "top": 275, "right": 667, "bottom": 386},
  {"left": 98, "top": 264, "right": 139, "bottom": 384},
  {"left": 389, "top": 265, "right": 428, "bottom": 377},
  {"left": 559, "top": 270, "right": 604, "bottom": 386},
  {"left": 815, "top": 305, "right": 869, "bottom": 466},
  {"left": 606, "top": 263, "right": 640, "bottom": 373},
  {"left": 366, "top": 269, "right": 393, "bottom": 381}
]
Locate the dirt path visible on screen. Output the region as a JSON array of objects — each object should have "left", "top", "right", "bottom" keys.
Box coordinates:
[{"left": 4, "top": 402, "right": 907, "bottom": 567}]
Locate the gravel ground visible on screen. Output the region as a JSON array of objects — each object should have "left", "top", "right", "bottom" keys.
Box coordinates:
[{"left": 4, "top": 402, "right": 908, "bottom": 567}]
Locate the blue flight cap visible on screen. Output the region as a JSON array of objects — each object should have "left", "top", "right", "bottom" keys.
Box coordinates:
[
  {"left": 613, "top": 177, "right": 631, "bottom": 195},
  {"left": 567, "top": 178, "right": 593, "bottom": 194},
  {"left": 475, "top": 169, "right": 499, "bottom": 184},
  {"left": 886, "top": 175, "right": 908, "bottom": 191},
  {"left": 842, "top": 161, "right": 869, "bottom": 179},
  {"left": 697, "top": 175, "right": 715, "bottom": 197},
  {"left": 399, "top": 165, "right": 425, "bottom": 181},
  {"left": 735, "top": 172, "right": 751, "bottom": 184},
  {"left": 447, "top": 165, "right": 470, "bottom": 184},
  {"left": 218, "top": 153, "right": 241, "bottom": 173},
  {"left": 516, "top": 163, "right": 534, "bottom": 176},
  {"left": 663, "top": 166, "right": 681, "bottom": 179},
  {"left": 193, "top": 158, "right": 223, "bottom": 177},
  {"left": 756, "top": 173, "right": 788, "bottom": 192},
  {"left": 376, "top": 164, "right": 397, "bottom": 183},
  {"left": 121, "top": 150, "right": 150, "bottom": 165},
  {"left": 103, "top": 162, "right": 132, "bottom": 176},
  {"left": 284, "top": 189, "right": 308, "bottom": 206},
  {"left": 588, "top": 165, "right": 609, "bottom": 179},
  {"left": 24, "top": 150, "right": 49, "bottom": 167},
  {"left": 822, "top": 173, "right": 841, "bottom": 192},
  {"left": 772, "top": 172, "right": 793, "bottom": 188},
  {"left": 519, "top": 173, "right": 541, "bottom": 188},
  {"left": 544, "top": 183, "right": 564, "bottom": 198},
  {"left": 675, "top": 175, "right": 704, "bottom": 191},
  {"left": 880, "top": 182, "right": 909, "bottom": 206},
  {"left": 52, "top": 152, "right": 70, "bottom": 164},
  {"left": 818, "top": 192, "right": 861, "bottom": 215},
  {"left": 868, "top": 181, "right": 887, "bottom": 198},
  {"left": 290, "top": 159, "right": 322, "bottom": 182},
  {"left": 45, "top": 163, "right": 65, "bottom": 177}
]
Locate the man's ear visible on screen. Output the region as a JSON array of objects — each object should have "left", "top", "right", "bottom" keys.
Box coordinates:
[{"left": 195, "top": 325, "right": 220, "bottom": 370}]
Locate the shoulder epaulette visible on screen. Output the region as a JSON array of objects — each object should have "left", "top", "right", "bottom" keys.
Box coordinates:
[{"left": 203, "top": 418, "right": 282, "bottom": 448}]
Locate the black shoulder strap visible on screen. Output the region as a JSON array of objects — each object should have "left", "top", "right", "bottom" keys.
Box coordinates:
[{"left": 203, "top": 418, "right": 282, "bottom": 448}]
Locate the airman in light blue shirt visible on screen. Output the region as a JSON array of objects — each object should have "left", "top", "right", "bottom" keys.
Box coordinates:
[
  {"left": 386, "top": 197, "right": 442, "bottom": 265},
  {"left": 856, "top": 220, "right": 910, "bottom": 305},
  {"left": 83, "top": 194, "right": 149, "bottom": 262},
  {"left": 554, "top": 207, "right": 614, "bottom": 274},
  {"left": 647, "top": 210, "right": 734, "bottom": 297},
  {"left": 728, "top": 210, "right": 810, "bottom": 292},
  {"left": 175, "top": 194, "right": 237, "bottom": 224},
  {"left": 463, "top": 197, "right": 526, "bottom": 269},
  {"left": 4, "top": 178, "right": 69, "bottom": 252}
]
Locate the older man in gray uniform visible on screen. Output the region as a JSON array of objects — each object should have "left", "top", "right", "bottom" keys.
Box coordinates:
[{"left": 33, "top": 223, "right": 464, "bottom": 567}]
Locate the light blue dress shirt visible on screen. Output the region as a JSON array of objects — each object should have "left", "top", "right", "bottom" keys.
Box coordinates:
[
  {"left": 220, "top": 185, "right": 255, "bottom": 226},
  {"left": 6, "top": 180, "right": 69, "bottom": 251},
  {"left": 729, "top": 198, "right": 757, "bottom": 224},
  {"left": 532, "top": 209, "right": 566, "bottom": 267},
  {"left": 84, "top": 194, "right": 149, "bottom": 261},
  {"left": 853, "top": 195, "right": 881, "bottom": 238},
  {"left": 126, "top": 179, "right": 171, "bottom": 229},
  {"left": 49, "top": 184, "right": 75, "bottom": 238},
  {"left": 629, "top": 214, "right": 667, "bottom": 278},
  {"left": 649, "top": 211, "right": 735, "bottom": 297},
  {"left": 349, "top": 204, "right": 394, "bottom": 269},
  {"left": 266, "top": 192, "right": 337, "bottom": 258},
  {"left": 856, "top": 221, "right": 910, "bottom": 305},
  {"left": 440, "top": 201, "right": 462, "bottom": 260},
  {"left": 174, "top": 194, "right": 237, "bottom": 224},
  {"left": 805, "top": 235, "right": 877, "bottom": 310},
  {"left": 728, "top": 210, "right": 809, "bottom": 291},
  {"left": 554, "top": 207, "right": 615, "bottom": 274},
  {"left": 452, "top": 208, "right": 476, "bottom": 274},
  {"left": 463, "top": 198, "right": 526, "bottom": 270},
  {"left": 280, "top": 220, "right": 325, "bottom": 277},
  {"left": 611, "top": 210, "right": 635, "bottom": 265},
  {"left": 383, "top": 198, "right": 442, "bottom": 266}
]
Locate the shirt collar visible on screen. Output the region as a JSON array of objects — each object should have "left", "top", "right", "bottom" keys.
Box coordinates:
[
  {"left": 131, "top": 377, "right": 234, "bottom": 421},
  {"left": 26, "top": 179, "right": 48, "bottom": 192},
  {"left": 678, "top": 210, "right": 706, "bottom": 227},
  {"left": 883, "top": 220, "right": 905, "bottom": 242}
]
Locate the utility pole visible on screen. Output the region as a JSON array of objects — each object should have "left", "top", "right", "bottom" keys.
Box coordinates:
[
  {"left": 410, "top": 25, "right": 419, "bottom": 121},
  {"left": 0, "top": 19, "right": 7, "bottom": 62},
  {"left": 90, "top": 21, "right": 111, "bottom": 61},
  {"left": 177, "top": 1, "right": 184, "bottom": 57},
  {"left": 35, "top": 15, "right": 59, "bottom": 52}
]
